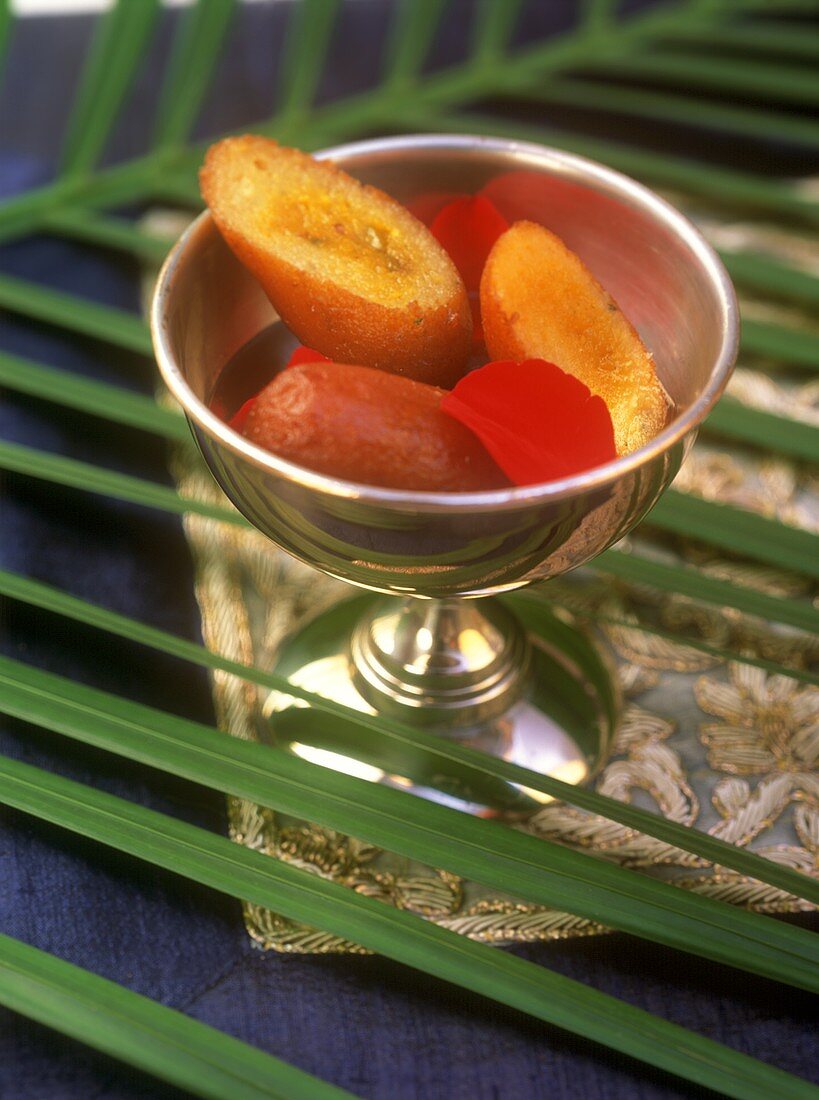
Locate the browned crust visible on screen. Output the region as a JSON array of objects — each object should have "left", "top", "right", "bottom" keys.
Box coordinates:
[
  {"left": 480, "top": 220, "right": 669, "bottom": 454},
  {"left": 200, "top": 136, "right": 472, "bottom": 388}
]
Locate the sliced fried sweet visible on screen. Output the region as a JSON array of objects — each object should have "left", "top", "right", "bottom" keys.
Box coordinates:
[
  {"left": 480, "top": 221, "right": 669, "bottom": 454},
  {"left": 242, "top": 361, "right": 508, "bottom": 492},
  {"left": 201, "top": 136, "right": 473, "bottom": 388}
]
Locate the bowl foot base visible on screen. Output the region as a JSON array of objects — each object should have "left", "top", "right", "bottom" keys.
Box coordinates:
[{"left": 263, "top": 593, "right": 619, "bottom": 816}]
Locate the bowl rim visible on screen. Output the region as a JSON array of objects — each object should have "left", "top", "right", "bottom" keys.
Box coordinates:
[{"left": 151, "top": 132, "right": 739, "bottom": 513}]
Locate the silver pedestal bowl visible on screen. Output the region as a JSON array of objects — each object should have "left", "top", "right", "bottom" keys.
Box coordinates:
[{"left": 152, "top": 134, "right": 738, "bottom": 813}]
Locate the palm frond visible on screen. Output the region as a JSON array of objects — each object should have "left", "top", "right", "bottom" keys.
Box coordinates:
[
  {"left": 742, "top": 319, "right": 819, "bottom": 372},
  {"left": 0, "top": 934, "right": 349, "bottom": 1100},
  {"left": 2, "top": 1, "right": 818, "bottom": 1096},
  {"left": 382, "top": 0, "right": 449, "bottom": 91},
  {"left": 0, "top": 272, "right": 152, "bottom": 353},
  {"left": 1, "top": 568, "right": 817, "bottom": 860},
  {"left": 1, "top": 754, "right": 815, "bottom": 1100},
  {"left": 152, "top": 0, "right": 237, "bottom": 152},
  {"left": 59, "top": 0, "right": 162, "bottom": 177},
  {"left": 720, "top": 253, "right": 819, "bottom": 311},
  {"left": 705, "top": 398, "right": 819, "bottom": 464}
]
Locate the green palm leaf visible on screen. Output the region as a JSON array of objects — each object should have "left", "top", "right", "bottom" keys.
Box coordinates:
[
  {"left": 1, "top": 574, "right": 817, "bottom": 899},
  {"left": 704, "top": 398, "right": 819, "bottom": 464},
  {"left": 152, "top": 0, "right": 237, "bottom": 151},
  {"left": 0, "top": 935, "right": 350, "bottom": 1100},
  {"left": 59, "top": 0, "right": 161, "bottom": 177},
  {"left": 3, "top": 653, "right": 819, "bottom": 972},
  {"left": 1, "top": 754, "right": 816, "bottom": 1100},
  {"left": 2, "top": 0, "right": 818, "bottom": 1095}
]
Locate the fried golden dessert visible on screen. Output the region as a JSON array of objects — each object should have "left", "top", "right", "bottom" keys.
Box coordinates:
[
  {"left": 480, "top": 221, "right": 669, "bottom": 454},
  {"left": 242, "top": 361, "right": 508, "bottom": 492},
  {"left": 201, "top": 136, "right": 473, "bottom": 388}
]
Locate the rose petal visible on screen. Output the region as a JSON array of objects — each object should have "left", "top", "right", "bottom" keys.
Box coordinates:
[
  {"left": 441, "top": 359, "right": 617, "bottom": 486},
  {"left": 429, "top": 195, "right": 509, "bottom": 292},
  {"left": 229, "top": 397, "right": 255, "bottom": 433},
  {"left": 286, "top": 345, "right": 332, "bottom": 368},
  {"left": 406, "top": 190, "right": 465, "bottom": 226}
]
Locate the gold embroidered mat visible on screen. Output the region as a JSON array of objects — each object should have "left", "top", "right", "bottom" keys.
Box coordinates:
[{"left": 143, "top": 204, "right": 818, "bottom": 953}]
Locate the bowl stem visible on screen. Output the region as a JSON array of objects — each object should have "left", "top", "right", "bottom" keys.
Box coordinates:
[{"left": 351, "top": 596, "right": 532, "bottom": 732}]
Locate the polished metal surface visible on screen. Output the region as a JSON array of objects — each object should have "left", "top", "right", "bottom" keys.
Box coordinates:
[
  {"left": 151, "top": 134, "right": 738, "bottom": 800},
  {"left": 152, "top": 134, "right": 739, "bottom": 600},
  {"left": 264, "top": 594, "right": 617, "bottom": 815},
  {"left": 351, "top": 597, "right": 531, "bottom": 725}
]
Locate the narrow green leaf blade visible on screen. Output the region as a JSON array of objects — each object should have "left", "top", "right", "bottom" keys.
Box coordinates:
[
  {"left": 1, "top": 571, "right": 817, "bottom": 903},
  {"left": 656, "top": 20, "right": 819, "bottom": 62},
  {"left": 2, "top": 653, "right": 817, "bottom": 984},
  {"left": 153, "top": 0, "right": 236, "bottom": 150},
  {"left": 742, "top": 319, "right": 819, "bottom": 372},
  {"left": 581, "top": 0, "right": 617, "bottom": 34},
  {"left": 525, "top": 79, "right": 819, "bottom": 148},
  {"left": 704, "top": 398, "right": 819, "bottom": 465},
  {"left": 60, "top": 0, "right": 161, "bottom": 177},
  {"left": 596, "top": 549, "right": 819, "bottom": 636},
  {"left": 0, "top": 352, "right": 189, "bottom": 441},
  {"left": 647, "top": 490, "right": 819, "bottom": 580},
  {"left": 274, "top": 0, "right": 340, "bottom": 125},
  {"left": 1, "top": 755, "right": 815, "bottom": 1100},
  {"left": 0, "top": 934, "right": 351, "bottom": 1100},
  {"left": 0, "top": 273, "right": 152, "bottom": 355},
  {"left": 532, "top": 593, "right": 819, "bottom": 688},
  {"left": 0, "top": 0, "right": 13, "bottom": 73},
  {"left": 0, "top": 439, "right": 241, "bottom": 525},
  {"left": 584, "top": 51, "right": 819, "bottom": 109},
  {"left": 382, "top": 0, "right": 449, "bottom": 88},
  {"left": 0, "top": 157, "right": 160, "bottom": 246},
  {"left": 43, "top": 207, "right": 174, "bottom": 265},
  {"left": 471, "top": 0, "right": 524, "bottom": 65},
  {"left": 720, "top": 252, "right": 819, "bottom": 311}
]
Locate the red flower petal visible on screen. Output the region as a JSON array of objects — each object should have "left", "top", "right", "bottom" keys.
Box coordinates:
[
  {"left": 286, "top": 345, "right": 332, "bottom": 368},
  {"left": 406, "top": 191, "right": 465, "bottom": 226},
  {"left": 429, "top": 195, "right": 509, "bottom": 292},
  {"left": 440, "top": 359, "right": 617, "bottom": 486},
  {"left": 229, "top": 397, "right": 256, "bottom": 433}
]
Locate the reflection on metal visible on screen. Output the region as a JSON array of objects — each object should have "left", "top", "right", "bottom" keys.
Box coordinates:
[
  {"left": 293, "top": 655, "right": 374, "bottom": 714},
  {"left": 153, "top": 134, "right": 735, "bottom": 816},
  {"left": 351, "top": 598, "right": 531, "bottom": 728},
  {"left": 264, "top": 655, "right": 372, "bottom": 716},
  {"left": 457, "top": 627, "right": 497, "bottom": 670},
  {"left": 263, "top": 594, "right": 617, "bottom": 816},
  {"left": 516, "top": 760, "right": 590, "bottom": 806},
  {"left": 290, "top": 743, "right": 385, "bottom": 784},
  {"left": 153, "top": 136, "right": 738, "bottom": 601}
]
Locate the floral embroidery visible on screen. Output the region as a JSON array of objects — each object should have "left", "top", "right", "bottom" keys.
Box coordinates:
[
  {"left": 695, "top": 663, "right": 819, "bottom": 779},
  {"left": 148, "top": 206, "right": 818, "bottom": 951}
]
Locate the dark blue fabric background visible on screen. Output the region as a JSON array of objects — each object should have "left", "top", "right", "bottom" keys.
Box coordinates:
[{"left": 1, "top": 4, "right": 817, "bottom": 1098}]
